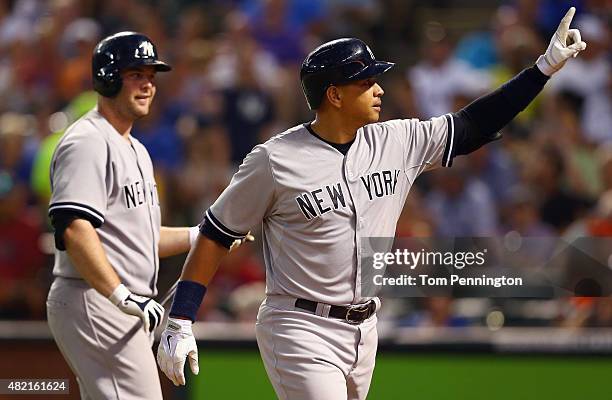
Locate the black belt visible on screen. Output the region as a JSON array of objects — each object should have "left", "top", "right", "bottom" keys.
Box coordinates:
[{"left": 294, "top": 299, "right": 376, "bottom": 324}]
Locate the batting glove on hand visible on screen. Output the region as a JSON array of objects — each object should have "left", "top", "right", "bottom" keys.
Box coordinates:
[
  {"left": 536, "top": 7, "right": 587, "bottom": 76},
  {"left": 109, "top": 284, "right": 165, "bottom": 334},
  {"left": 157, "top": 317, "right": 199, "bottom": 386}
]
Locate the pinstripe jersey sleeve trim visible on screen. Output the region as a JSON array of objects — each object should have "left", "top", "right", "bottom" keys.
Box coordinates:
[
  {"left": 48, "top": 202, "right": 105, "bottom": 225},
  {"left": 200, "top": 209, "right": 247, "bottom": 249},
  {"left": 442, "top": 113, "right": 455, "bottom": 167}
]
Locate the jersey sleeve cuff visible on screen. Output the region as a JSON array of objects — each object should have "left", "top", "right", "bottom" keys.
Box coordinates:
[
  {"left": 199, "top": 209, "right": 247, "bottom": 249},
  {"left": 49, "top": 202, "right": 105, "bottom": 226},
  {"left": 49, "top": 206, "right": 105, "bottom": 251},
  {"left": 442, "top": 114, "right": 456, "bottom": 167}
]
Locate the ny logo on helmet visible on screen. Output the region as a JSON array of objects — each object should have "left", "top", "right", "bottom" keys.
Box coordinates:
[{"left": 135, "top": 41, "right": 155, "bottom": 58}]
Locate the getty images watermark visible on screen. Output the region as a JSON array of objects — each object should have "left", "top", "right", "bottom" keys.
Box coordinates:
[
  {"left": 371, "top": 248, "right": 523, "bottom": 288},
  {"left": 360, "top": 236, "right": 612, "bottom": 298}
]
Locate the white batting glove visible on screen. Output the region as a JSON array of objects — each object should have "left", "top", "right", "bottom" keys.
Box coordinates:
[
  {"left": 536, "top": 7, "right": 587, "bottom": 76},
  {"left": 230, "top": 231, "right": 255, "bottom": 251},
  {"left": 109, "top": 284, "right": 165, "bottom": 334},
  {"left": 157, "top": 317, "right": 199, "bottom": 386}
]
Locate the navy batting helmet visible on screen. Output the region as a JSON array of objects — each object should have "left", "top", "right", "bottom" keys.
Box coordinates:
[
  {"left": 92, "top": 31, "right": 171, "bottom": 98},
  {"left": 300, "top": 38, "right": 394, "bottom": 110}
]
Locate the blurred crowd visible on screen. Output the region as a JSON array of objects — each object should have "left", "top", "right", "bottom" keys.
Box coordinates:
[{"left": 0, "top": 0, "right": 610, "bottom": 329}]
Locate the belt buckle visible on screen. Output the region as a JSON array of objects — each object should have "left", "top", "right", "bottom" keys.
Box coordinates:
[{"left": 345, "top": 303, "right": 370, "bottom": 324}]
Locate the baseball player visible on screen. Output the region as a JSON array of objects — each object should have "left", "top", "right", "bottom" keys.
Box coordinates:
[
  {"left": 45, "top": 32, "right": 201, "bottom": 400},
  {"left": 157, "top": 8, "right": 586, "bottom": 399}
]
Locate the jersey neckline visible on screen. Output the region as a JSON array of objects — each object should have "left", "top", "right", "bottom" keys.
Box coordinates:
[
  {"left": 304, "top": 122, "right": 355, "bottom": 156},
  {"left": 92, "top": 106, "right": 137, "bottom": 146}
]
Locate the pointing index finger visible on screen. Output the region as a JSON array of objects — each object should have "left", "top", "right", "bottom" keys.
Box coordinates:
[{"left": 558, "top": 7, "right": 576, "bottom": 36}]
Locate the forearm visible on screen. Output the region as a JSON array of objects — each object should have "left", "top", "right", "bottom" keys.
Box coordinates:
[
  {"left": 159, "top": 226, "right": 192, "bottom": 258},
  {"left": 167, "top": 236, "right": 228, "bottom": 321},
  {"left": 452, "top": 6, "right": 586, "bottom": 157},
  {"left": 180, "top": 235, "right": 228, "bottom": 286},
  {"left": 63, "top": 219, "right": 120, "bottom": 297},
  {"left": 452, "top": 65, "right": 549, "bottom": 156}
]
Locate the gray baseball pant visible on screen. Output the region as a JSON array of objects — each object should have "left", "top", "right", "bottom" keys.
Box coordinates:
[
  {"left": 255, "top": 295, "right": 378, "bottom": 400},
  {"left": 46, "top": 277, "right": 163, "bottom": 400}
]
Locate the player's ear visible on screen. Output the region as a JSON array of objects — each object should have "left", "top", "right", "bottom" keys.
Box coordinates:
[{"left": 325, "top": 85, "right": 343, "bottom": 109}]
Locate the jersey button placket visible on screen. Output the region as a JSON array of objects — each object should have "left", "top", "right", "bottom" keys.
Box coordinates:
[{"left": 344, "top": 157, "right": 361, "bottom": 302}]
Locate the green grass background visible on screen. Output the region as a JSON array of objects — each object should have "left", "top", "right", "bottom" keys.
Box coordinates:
[{"left": 190, "top": 350, "right": 612, "bottom": 399}]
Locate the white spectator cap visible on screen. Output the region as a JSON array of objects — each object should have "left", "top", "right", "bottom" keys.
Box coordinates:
[
  {"left": 0, "top": 112, "right": 33, "bottom": 136},
  {"left": 0, "top": 17, "right": 35, "bottom": 45},
  {"left": 62, "top": 18, "right": 101, "bottom": 45}
]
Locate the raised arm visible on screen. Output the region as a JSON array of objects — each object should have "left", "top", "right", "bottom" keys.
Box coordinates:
[{"left": 450, "top": 7, "right": 586, "bottom": 158}]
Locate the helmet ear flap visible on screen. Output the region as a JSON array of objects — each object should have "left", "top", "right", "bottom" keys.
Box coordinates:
[
  {"left": 301, "top": 73, "right": 329, "bottom": 110},
  {"left": 93, "top": 66, "right": 122, "bottom": 97}
]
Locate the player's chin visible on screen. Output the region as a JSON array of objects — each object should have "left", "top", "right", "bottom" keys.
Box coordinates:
[
  {"left": 367, "top": 108, "right": 381, "bottom": 122},
  {"left": 131, "top": 103, "right": 151, "bottom": 118}
]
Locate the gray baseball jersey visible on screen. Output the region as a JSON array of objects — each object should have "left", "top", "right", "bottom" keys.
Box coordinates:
[
  {"left": 203, "top": 114, "right": 454, "bottom": 305},
  {"left": 48, "top": 107, "right": 161, "bottom": 297}
]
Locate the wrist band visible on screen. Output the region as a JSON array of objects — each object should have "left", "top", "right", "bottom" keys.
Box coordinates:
[
  {"left": 109, "top": 283, "right": 130, "bottom": 306},
  {"left": 170, "top": 280, "right": 207, "bottom": 322},
  {"left": 167, "top": 317, "right": 193, "bottom": 333}
]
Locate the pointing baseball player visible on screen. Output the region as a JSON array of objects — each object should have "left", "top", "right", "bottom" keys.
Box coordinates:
[
  {"left": 45, "top": 32, "right": 204, "bottom": 399},
  {"left": 157, "top": 8, "right": 586, "bottom": 399}
]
